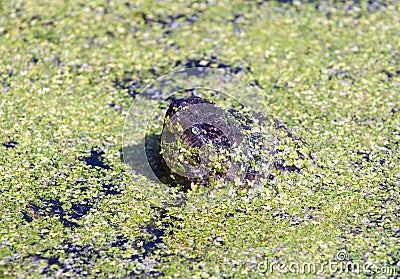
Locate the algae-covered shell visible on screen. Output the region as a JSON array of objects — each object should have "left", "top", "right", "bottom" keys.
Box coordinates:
[{"left": 160, "top": 95, "right": 264, "bottom": 188}]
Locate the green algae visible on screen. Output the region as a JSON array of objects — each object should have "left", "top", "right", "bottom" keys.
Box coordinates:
[{"left": 0, "top": 0, "right": 399, "bottom": 278}]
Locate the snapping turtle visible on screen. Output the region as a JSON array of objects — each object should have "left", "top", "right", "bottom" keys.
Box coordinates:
[{"left": 160, "top": 95, "right": 316, "bottom": 191}]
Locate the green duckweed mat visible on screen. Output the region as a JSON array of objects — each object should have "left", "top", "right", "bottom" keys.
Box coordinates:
[{"left": 0, "top": 0, "right": 399, "bottom": 278}]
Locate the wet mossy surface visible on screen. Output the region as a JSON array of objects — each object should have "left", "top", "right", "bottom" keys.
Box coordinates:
[{"left": 1, "top": 0, "right": 400, "bottom": 278}]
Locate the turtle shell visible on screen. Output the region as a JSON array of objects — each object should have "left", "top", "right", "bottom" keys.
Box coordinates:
[
  {"left": 160, "top": 95, "right": 316, "bottom": 191},
  {"left": 160, "top": 95, "right": 250, "bottom": 189},
  {"left": 164, "top": 96, "right": 232, "bottom": 150}
]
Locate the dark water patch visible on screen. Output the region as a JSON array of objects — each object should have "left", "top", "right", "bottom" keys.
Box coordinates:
[
  {"left": 102, "top": 184, "right": 122, "bottom": 195},
  {"left": 22, "top": 210, "right": 34, "bottom": 222},
  {"left": 106, "top": 207, "right": 171, "bottom": 256},
  {"left": 328, "top": 69, "right": 356, "bottom": 84},
  {"left": 254, "top": 0, "right": 386, "bottom": 16},
  {"left": 367, "top": 0, "right": 387, "bottom": 12},
  {"left": 249, "top": 79, "right": 262, "bottom": 89},
  {"left": 137, "top": 11, "right": 198, "bottom": 30},
  {"left": 111, "top": 234, "right": 128, "bottom": 248},
  {"left": 83, "top": 150, "right": 110, "bottom": 170},
  {"left": 26, "top": 240, "right": 117, "bottom": 276},
  {"left": 380, "top": 69, "right": 400, "bottom": 80},
  {"left": 174, "top": 57, "right": 250, "bottom": 76},
  {"left": 128, "top": 207, "right": 170, "bottom": 278},
  {"left": 42, "top": 19, "right": 55, "bottom": 26},
  {"left": 45, "top": 256, "right": 62, "bottom": 266},
  {"left": 2, "top": 140, "right": 18, "bottom": 148},
  {"left": 23, "top": 249, "right": 64, "bottom": 276},
  {"left": 73, "top": 178, "right": 89, "bottom": 192},
  {"left": 29, "top": 14, "right": 42, "bottom": 23},
  {"left": 56, "top": 242, "right": 99, "bottom": 276},
  {"left": 106, "top": 30, "right": 115, "bottom": 38},
  {"left": 271, "top": 209, "right": 290, "bottom": 220},
  {"left": 173, "top": 57, "right": 264, "bottom": 89},
  {"left": 41, "top": 256, "right": 63, "bottom": 275},
  {"left": 130, "top": 223, "right": 165, "bottom": 262},
  {"left": 350, "top": 150, "right": 391, "bottom": 170},
  {"left": 39, "top": 199, "right": 79, "bottom": 228},
  {"left": 71, "top": 199, "right": 92, "bottom": 219},
  {"left": 273, "top": 162, "right": 301, "bottom": 173},
  {"left": 108, "top": 100, "right": 122, "bottom": 112},
  {"left": 30, "top": 57, "right": 39, "bottom": 64},
  {"left": 23, "top": 216, "right": 168, "bottom": 277},
  {"left": 142, "top": 223, "right": 165, "bottom": 256},
  {"left": 2, "top": 81, "right": 11, "bottom": 92},
  {"left": 113, "top": 75, "right": 143, "bottom": 98},
  {"left": 27, "top": 198, "right": 93, "bottom": 228},
  {"left": 21, "top": 204, "right": 39, "bottom": 222}
]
